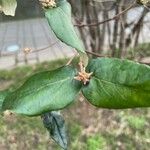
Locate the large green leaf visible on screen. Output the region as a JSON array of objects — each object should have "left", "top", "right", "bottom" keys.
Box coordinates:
[
  {"left": 0, "top": 0, "right": 17, "bottom": 16},
  {"left": 2, "top": 66, "right": 81, "bottom": 116},
  {"left": 82, "top": 58, "right": 150, "bottom": 109},
  {"left": 42, "top": 111, "right": 67, "bottom": 150},
  {"left": 44, "top": 0, "right": 85, "bottom": 53}
]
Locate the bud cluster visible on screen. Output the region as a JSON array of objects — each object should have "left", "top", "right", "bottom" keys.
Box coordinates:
[
  {"left": 23, "top": 47, "right": 32, "bottom": 54},
  {"left": 143, "top": 0, "right": 149, "bottom": 4},
  {"left": 138, "top": 0, "right": 150, "bottom": 5},
  {"left": 39, "top": 0, "right": 56, "bottom": 8},
  {"left": 74, "top": 62, "right": 93, "bottom": 85}
]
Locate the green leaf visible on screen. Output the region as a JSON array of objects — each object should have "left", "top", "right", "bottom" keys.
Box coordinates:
[
  {"left": 82, "top": 58, "right": 150, "bottom": 109},
  {"left": 44, "top": 0, "right": 85, "bottom": 53},
  {"left": 0, "top": 0, "right": 17, "bottom": 16},
  {"left": 42, "top": 111, "right": 67, "bottom": 150},
  {"left": 2, "top": 66, "right": 81, "bottom": 116},
  {"left": 0, "top": 90, "right": 9, "bottom": 112}
]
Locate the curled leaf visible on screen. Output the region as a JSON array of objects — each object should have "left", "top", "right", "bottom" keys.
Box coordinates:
[{"left": 42, "top": 111, "right": 68, "bottom": 150}]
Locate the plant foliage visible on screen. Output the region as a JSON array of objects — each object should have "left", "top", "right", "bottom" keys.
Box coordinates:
[
  {"left": 0, "top": 90, "right": 9, "bottom": 111},
  {"left": 2, "top": 66, "right": 81, "bottom": 116},
  {"left": 82, "top": 58, "right": 150, "bottom": 109},
  {"left": 45, "top": 0, "right": 85, "bottom": 54},
  {"left": 0, "top": 0, "right": 150, "bottom": 149},
  {"left": 42, "top": 111, "right": 67, "bottom": 149}
]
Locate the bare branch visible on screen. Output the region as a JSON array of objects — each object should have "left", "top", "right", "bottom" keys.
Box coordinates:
[
  {"left": 74, "top": 1, "right": 136, "bottom": 27},
  {"left": 85, "top": 50, "right": 110, "bottom": 57}
]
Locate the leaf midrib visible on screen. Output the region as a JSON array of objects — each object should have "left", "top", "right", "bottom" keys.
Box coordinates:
[{"left": 11, "top": 77, "right": 72, "bottom": 100}]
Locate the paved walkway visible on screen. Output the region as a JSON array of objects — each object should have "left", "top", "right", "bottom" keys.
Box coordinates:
[{"left": 0, "top": 18, "right": 75, "bottom": 69}]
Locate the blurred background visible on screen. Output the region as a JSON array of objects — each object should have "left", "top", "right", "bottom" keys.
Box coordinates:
[{"left": 0, "top": 0, "right": 150, "bottom": 149}]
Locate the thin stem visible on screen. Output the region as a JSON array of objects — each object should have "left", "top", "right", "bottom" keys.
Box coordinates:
[
  {"left": 1, "top": 41, "right": 59, "bottom": 57},
  {"left": 66, "top": 52, "right": 78, "bottom": 66},
  {"left": 85, "top": 50, "right": 150, "bottom": 65},
  {"left": 85, "top": 50, "right": 110, "bottom": 57}
]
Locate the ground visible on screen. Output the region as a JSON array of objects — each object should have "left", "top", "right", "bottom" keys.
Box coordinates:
[{"left": 0, "top": 59, "right": 150, "bottom": 150}]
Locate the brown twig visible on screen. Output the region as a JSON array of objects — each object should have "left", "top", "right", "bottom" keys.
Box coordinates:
[
  {"left": 74, "top": 1, "right": 136, "bottom": 27},
  {"left": 139, "top": 62, "right": 150, "bottom": 65},
  {"left": 85, "top": 50, "right": 150, "bottom": 65},
  {"left": 66, "top": 52, "right": 78, "bottom": 66},
  {"left": 85, "top": 50, "right": 110, "bottom": 57},
  {"left": 1, "top": 41, "right": 59, "bottom": 57},
  {"left": 31, "top": 41, "right": 59, "bottom": 53}
]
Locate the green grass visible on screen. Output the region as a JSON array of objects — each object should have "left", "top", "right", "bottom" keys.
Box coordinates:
[
  {"left": 127, "top": 115, "right": 146, "bottom": 130},
  {"left": 87, "top": 135, "right": 106, "bottom": 150},
  {"left": 0, "top": 59, "right": 150, "bottom": 150}
]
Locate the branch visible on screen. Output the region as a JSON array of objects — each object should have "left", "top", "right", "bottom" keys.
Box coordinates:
[
  {"left": 31, "top": 41, "right": 59, "bottom": 53},
  {"left": 74, "top": 1, "right": 136, "bottom": 27},
  {"left": 85, "top": 50, "right": 150, "bottom": 65},
  {"left": 1, "top": 41, "right": 59, "bottom": 57},
  {"left": 85, "top": 50, "right": 110, "bottom": 57}
]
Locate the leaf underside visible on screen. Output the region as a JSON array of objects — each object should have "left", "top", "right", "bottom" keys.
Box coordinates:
[
  {"left": 82, "top": 58, "right": 150, "bottom": 109},
  {"left": 42, "top": 111, "right": 67, "bottom": 150},
  {"left": 2, "top": 66, "right": 81, "bottom": 116}
]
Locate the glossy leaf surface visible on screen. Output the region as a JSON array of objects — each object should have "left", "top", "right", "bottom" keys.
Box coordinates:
[
  {"left": 45, "top": 0, "right": 85, "bottom": 53},
  {"left": 42, "top": 111, "right": 67, "bottom": 150},
  {"left": 3, "top": 66, "right": 81, "bottom": 116},
  {"left": 82, "top": 58, "right": 150, "bottom": 109}
]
